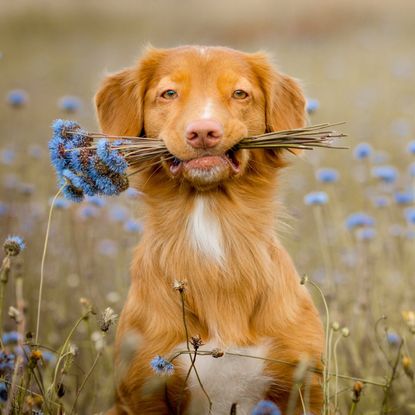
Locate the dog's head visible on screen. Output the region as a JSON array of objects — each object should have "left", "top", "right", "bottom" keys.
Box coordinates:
[{"left": 95, "top": 46, "right": 306, "bottom": 191}]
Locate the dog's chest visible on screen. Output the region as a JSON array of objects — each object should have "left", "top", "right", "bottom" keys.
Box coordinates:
[{"left": 178, "top": 341, "right": 272, "bottom": 415}]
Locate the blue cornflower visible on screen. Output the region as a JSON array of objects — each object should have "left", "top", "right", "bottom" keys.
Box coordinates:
[
  {"left": 304, "top": 191, "right": 328, "bottom": 206},
  {"left": 61, "top": 169, "right": 97, "bottom": 202},
  {"left": 404, "top": 207, "right": 415, "bottom": 225},
  {"left": 353, "top": 143, "right": 373, "bottom": 160},
  {"left": 2, "top": 331, "right": 21, "bottom": 345},
  {"left": 28, "top": 144, "right": 43, "bottom": 159},
  {"left": 109, "top": 205, "right": 128, "bottom": 222},
  {"left": 316, "top": 168, "right": 339, "bottom": 183},
  {"left": 387, "top": 331, "right": 401, "bottom": 346},
  {"left": 58, "top": 96, "right": 82, "bottom": 113},
  {"left": 391, "top": 119, "right": 410, "bottom": 137},
  {"left": 88, "top": 157, "right": 129, "bottom": 196},
  {"left": 125, "top": 187, "right": 142, "bottom": 199},
  {"left": 373, "top": 196, "right": 390, "bottom": 208},
  {"left": 306, "top": 98, "right": 319, "bottom": 114},
  {"left": 407, "top": 141, "right": 415, "bottom": 155},
  {"left": 356, "top": 227, "right": 376, "bottom": 241},
  {"left": 395, "top": 191, "right": 414, "bottom": 205},
  {"left": 409, "top": 162, "right": 415, "bottom": 177},
  {"left": 251, "top": 400, "right": 281, "bottom": 415},
  {"left": 345, "top": 212, "right": 375, "bottom": 230},
  {"left": 42, "top": 351, "right": 57, "bottom": 365},
  {"left": 0, "top": 202, "right": 8, "bottom": 216},
  {"left": 77, "top": 205, "right": 99, "bottom": 220},
  {"left": 0, "top": 351, "right": 15, "bottom": 374},
  {"left": 150, "top": 356, "right": 174, "bottom": 375},
  {"left": 96, "top": 139, "right": 128, "bottom": 174},
  {"left": 3, "top": 235, "right": 25, "bottom": 256},
  {"left": 371, "top": 165, "right": 398, "bottom": 183},
  {"left": 97, "top": 239, "right": 118, "bottom": 257},
  {"left": 0, "top": 382, "right": 7, "bottom": 403},
  {"left": 0, "top": 149, "right": 16, "bottom": 165},
  {"left": 51, "top": 197, "right": 71, "bottom": 209},
  {"left": 6, "top": 89, "right": 28, "bottom": 108},
  {"left": 124, "top": 219, "right": 143, "bottom": 233},
  {"left": 86, "top": 195, "right": 106, "bottom": 207}
]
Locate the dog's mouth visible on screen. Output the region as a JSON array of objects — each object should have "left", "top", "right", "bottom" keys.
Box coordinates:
[{"left": 167, "top": 148, "right": 241, "bottom": 177}]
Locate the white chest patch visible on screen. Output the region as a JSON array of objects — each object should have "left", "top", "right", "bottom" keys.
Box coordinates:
[
  {"left": 178, "top": 341, "right": 272, "bottom": 415},
  {"left": 188, "top": 197, "right": 224, "bottom": 264}
]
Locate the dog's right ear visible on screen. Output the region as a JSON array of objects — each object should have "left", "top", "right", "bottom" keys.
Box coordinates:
[{"left": 95, "top": 48, "right": 166, "bottom": 136}]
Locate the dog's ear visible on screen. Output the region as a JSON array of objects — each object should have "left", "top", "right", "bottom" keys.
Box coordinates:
[
  {"left": 95, "top": 48, "right": 166, "bottom": 136},
  {"left": 249, "top": 53, "right": 306, "bottom": 133}
]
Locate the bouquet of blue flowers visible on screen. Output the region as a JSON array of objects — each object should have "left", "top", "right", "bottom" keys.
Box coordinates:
[{"left": 49, "top": 119, "right": 345, "bottom": 202}]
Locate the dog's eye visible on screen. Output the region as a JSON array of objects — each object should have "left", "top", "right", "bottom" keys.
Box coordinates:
[
  {"left": 161, "top": 89, "right": 178, "bottom": 100},
  {"left": 232, "top": 89, "right": 249, "bottom": 100}
]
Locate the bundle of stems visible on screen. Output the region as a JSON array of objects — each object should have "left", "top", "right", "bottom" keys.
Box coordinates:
[{"left": 67, "top": 122, "right": 346, "bottom": 169}]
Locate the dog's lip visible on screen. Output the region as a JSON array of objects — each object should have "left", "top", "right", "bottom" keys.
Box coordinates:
[{"left": 167, "top": 150, "right": 240, "bottom": 176}]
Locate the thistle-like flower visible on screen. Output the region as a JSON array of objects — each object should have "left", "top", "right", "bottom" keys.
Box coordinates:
[
  {"left": 150, "top": 356, "right": 174, "bottom": 376},
  {"left": 173, "top": 280, "right": 187, "bottom": 293},
  {"left": 96, "top": 139, "right": 129, "bottom": 174},
  {"left": 3, "top": 235, "right": 25, "bottom": 256},
  {"left": 99, "top": 307, "right": 118, "bottom": 332}
]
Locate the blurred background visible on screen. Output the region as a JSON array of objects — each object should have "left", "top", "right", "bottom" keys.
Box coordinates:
[{"left": 1, "top": 0, "right": 415, "bottom": 413}]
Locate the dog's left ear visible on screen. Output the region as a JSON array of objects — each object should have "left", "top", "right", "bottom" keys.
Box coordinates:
[{"left": 249, "top": 53, "right": 307, "bottom": 133}]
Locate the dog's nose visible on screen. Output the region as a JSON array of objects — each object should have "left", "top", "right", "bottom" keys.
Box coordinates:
[{"left": 185, "top": 119, "right": 224, "bottom": 149}]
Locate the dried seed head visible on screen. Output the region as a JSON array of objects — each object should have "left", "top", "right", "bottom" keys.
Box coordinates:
[
  {"left": 57, "top": 382, "right": 66, "bottom": 398},
  {"left": 31, "top": 349, "right": 42, "bottom": 361},
  {"left": 341, "top": 327, "right": 350, "bottom": 337},
  {"left": 293, "top": 357, "right": 310, "bottom": 382},
  {"left": 173, "top": 280, "right": 187, "bottom": 293},
  {"left": 300, "top": 275, "right": 309, "bottom": 285},
  {"left": 100, "top": 307, "right": 118, "bottom": 332},
  {"left": 3, "top": 236, "right": 25, "bottom": 256},
  {"left": 190, "top": 335, "right": 204, "bottom": 350},
  {"left": 331, "top": 321, "right": 340, "bottom": 331},
  {"left": 69, "top": 344, "right": 79, "bottom": 356},
  {"left": 212, "top": 348, "right": 224, "bottom": 358},
  {"left": 352, "top": 381, "right": 364, "bottom": 402},
  {"left": 8, "top": 306, "right": 21, "bottom": 322},
  {"left": 402, "top": 355, "right": 414, "bottom": 380}
]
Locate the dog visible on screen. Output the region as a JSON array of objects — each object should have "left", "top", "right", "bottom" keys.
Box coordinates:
[{"left": 95, "top": 45, "right": 324, "bottom": 415}]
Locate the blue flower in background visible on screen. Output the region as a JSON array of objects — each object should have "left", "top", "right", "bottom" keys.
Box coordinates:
[
  {"left": 353, "top": 143, "right": 373, "bottom": 160},
  {"left": 28, "top": 144, "right": 43, "bottom": 159},
  {"left": 97, "top": 239, "right": 118, "bottom": 257},
  {"left": 316, "top": 168, "right": 339, "bottom": 183},
  {"left": 77, "top": 205, "right": 99, "bottom": 220},
  {"left": 345, "top": 212, "right": 375, "bottom": 230},
  {"left": 58, "top": 95, "right": 82, "bottom": 113},
  {"left": 0, "top": 351, "right": 15, "bottom": 374},
  {"left": 125, "top": 187, "right": 142, "bottom": 199},
  {"left": 150, "top": 356, "right": 174, "bottom": 375},
  {"left": 124, "top": 219, "right": 143, "bottom": 233},
  {"left": 51, "top": 197, "right": 71, "bottom": 209},
  {"left": 387, "top": 331, "right": 401, "bottom": 346},
  {"left": 304, "top": 191, "right": 328, "bottom": 206},
  {"left": 306, "top": 98, "right": 319, "bottom": 114},
  {"left": 251, "top": 400, "right": 281, "bottom": 415},
  {"left": 405, "top": 207, "right": 415, "bottom": 225},
  {"left": 109, "top": 205, "right": 128, "bottom": 222},
  {"left": 0, "top": 202, "right": 8, "bottom": 216},
  {"left": 356, "top": 227, "right": 376, "bottom": 241},
  {"left": 371, "top": 165, "right": 398, "bottom": 183},
  {"left": 42, "top": 350, "right": 57, "bottom": 365},
  {"left": 96, "top": 139, "right": 128, "bottom": 174},
  {"left": 395, "top": 191, "right": 414, "bottom": 205},
  {"left": 0, "top": 149, "right": 16, "bottom": 165},
  {"left": 0, "top": 382, "right": 7, "bottom": 403},
  {"left": 373, "top": 196, "right": 390, "bottom": 208},
  {"left": 2, "top": 331, "right": 21, "bottom": 345},
  {"left": 86, "top": 195, "right": 106, "bottom": 207},
  {"left": 407, "top": 141, "right": 415, "bottom": 155},
  {"left": 6, "top": 89, "right": 28, "bottom": 108}
]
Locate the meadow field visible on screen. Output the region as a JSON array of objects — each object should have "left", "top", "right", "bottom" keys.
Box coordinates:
[{"left": 1, "top": 0, "right": 415, "bottom": 413}]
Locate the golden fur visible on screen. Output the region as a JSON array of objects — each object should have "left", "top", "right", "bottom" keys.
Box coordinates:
[{"left": 96, "top": 46, "right": 324, "bottom": 415}]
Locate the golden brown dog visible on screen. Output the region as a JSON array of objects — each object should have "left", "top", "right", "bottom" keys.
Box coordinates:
[{"left": 95, "top": 45, "right": 324, "bottom": 415}]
